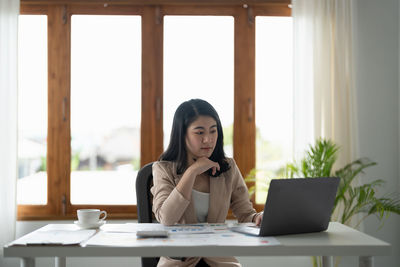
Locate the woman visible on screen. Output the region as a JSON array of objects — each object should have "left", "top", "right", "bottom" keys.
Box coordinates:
[{"left": 151, "top": 99, "right": 262, "bottom": 267}]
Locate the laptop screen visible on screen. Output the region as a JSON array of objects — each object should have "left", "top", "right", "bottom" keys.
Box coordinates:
[{"left": 259, "top": 177, "right": 339, "bottom": 236}]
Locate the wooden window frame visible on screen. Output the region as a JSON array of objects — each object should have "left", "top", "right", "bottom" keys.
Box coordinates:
[{"left": 18, "top": 0, "right": 290, "bottom": 220}]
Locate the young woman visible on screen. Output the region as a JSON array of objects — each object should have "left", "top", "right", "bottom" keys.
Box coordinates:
[{"left": 151, "top": 99, "right": 262, "bottom": 267}]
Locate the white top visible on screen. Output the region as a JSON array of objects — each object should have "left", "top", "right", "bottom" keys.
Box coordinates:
[{"left": 192, "top": 189, "right": 210, "bottom": 223}]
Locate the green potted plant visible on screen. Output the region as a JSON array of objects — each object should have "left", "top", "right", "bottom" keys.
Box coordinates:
[{"left": 245, "top": 138, "right": 400, "bottom": 267}]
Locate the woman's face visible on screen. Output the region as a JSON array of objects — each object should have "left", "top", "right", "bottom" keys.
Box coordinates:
[{"left": 185, "top": 115, "right": 218, "bottom": 161}]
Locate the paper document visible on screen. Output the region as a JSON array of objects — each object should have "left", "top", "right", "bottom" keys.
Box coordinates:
[
  {"left": 166, "top": 224, "right": 216, "bottom": 234},
  {"left": 102, "top": 223, "right": 216, "bottom": 234},
  {"left": 85, "top": 223, "right": 280, "bottom": 247},
  {"left": 84, "top": 232, "right": 139, "bottom": 247},
  {"left": 85, "top": 230, "right": 279, "bottom": 247},
  {"left": 11, "top": 229, "right": 96, "bottom": 246}
]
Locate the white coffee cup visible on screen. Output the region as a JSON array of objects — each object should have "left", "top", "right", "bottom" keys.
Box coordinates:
[{"left": 77, "top": 209, "right": 107, "bottom": 225}]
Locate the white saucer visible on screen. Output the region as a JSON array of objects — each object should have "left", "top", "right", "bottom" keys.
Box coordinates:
[{"left": 74, "top": 220, "right": 106, "bottom": 229}]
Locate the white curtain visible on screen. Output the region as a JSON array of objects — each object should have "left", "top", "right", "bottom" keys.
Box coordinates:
[
  {"left": 292, "top": 0, "right": 358, "bottom": 168},
  {"left": 0, "top": 0, "right": 19, "bottom": 257}
]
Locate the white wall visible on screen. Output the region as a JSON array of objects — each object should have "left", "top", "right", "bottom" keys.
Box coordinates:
[
  {"left": 354, "top": 1, "right": 400, "bottom": 267},
  {"left": 3, "top": 1, "right": 400, "bottom": 267}
]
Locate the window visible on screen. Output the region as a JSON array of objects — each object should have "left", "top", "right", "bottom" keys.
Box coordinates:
[
  {"left": 18, "top": 1, "right": 291, "bottom": 220},
  {"left": 70, "top": 15, "right": 141, "bottom": 205},
  {"left": 255, "top": 16, "right": 293, "bottom": 204},
  {"left": 164, "top": 16, "right": 234, "bottom": 156},
  {"left": 17, "top": 15, "right": 48, "bottom": 205}
]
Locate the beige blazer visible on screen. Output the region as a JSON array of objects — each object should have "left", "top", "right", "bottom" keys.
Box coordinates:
[{"left": 151, "top": 158, "right": 258, "bottom": 267}]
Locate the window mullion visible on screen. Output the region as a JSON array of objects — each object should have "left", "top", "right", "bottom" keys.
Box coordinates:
[
  {"left": 47, "top": 5, "right": 71, "bottom": 216},
  {"left": 141, "top": 6, "right": 164, "bottom": 167},
  {"left": 234, "top": 7, "right": 256, "bottom": 201}
]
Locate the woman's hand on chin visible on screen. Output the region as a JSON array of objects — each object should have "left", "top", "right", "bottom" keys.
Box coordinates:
[{"left": 190, "top": 157, "right": 220, "bottom": 176}]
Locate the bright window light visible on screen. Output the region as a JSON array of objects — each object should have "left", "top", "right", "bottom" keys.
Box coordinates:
[
  {"left": 70, "top": 15, "right": 141, "bottom": 204},
  {"left": 163, "top": 16, "right": 234, "bottom": 157},
  {"left": 17, "top": 15, "right": 48, "bottom": 205},
  {"left": 255, "top": 16, "right": 293, "bottom": 203}
]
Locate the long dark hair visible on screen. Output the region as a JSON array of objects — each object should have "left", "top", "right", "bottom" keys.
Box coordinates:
[{"left": 159, "top": 99, "right": 230, "bottom": 176}]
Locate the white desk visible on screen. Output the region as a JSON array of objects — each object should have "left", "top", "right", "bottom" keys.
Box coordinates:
[{"left": 3, "top": 222, "right": 390, "bottom": 267}]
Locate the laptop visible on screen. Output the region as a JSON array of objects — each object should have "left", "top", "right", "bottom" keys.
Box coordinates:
[{"left": 230, "top": 177, "right": 340, "bottom": 236}]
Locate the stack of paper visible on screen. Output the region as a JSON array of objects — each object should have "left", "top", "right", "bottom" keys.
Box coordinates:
[{"left": 11, "top": 229, "right": 96, "bottom": 246}]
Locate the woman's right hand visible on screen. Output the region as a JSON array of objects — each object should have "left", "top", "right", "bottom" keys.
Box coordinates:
[
  {"left": 190, "top": 157, "right": 220, "bottom": 176},
  {"left": 176, "top": 157, "right": 220, "bottom": 201}
]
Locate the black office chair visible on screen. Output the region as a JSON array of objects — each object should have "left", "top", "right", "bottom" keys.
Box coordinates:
[
  {"left": 136, "top": 162, "right": 159, "bottom": 267},
  {"left": 135, "top": 162, "right": 210, "bottom": 267}
]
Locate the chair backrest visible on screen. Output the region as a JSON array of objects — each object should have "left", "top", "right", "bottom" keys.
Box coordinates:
[
  {"left": 135, "top": 162, "right": 159, "bottom": 267},
  {"left": 136, "top": 162, "right": 155, "bottom": 223},
  {"left": 136, "top": 162, "right": 205, "bottom": 267}
]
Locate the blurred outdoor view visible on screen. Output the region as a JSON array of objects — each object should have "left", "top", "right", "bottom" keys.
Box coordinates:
[
  {"left": 164, "top": 16, "right": 234, "bottom": 157},
  {"left": 17, "top": 15, "right": 48, "bottom": 204},
  {"left": 255, "top": 16, "right": 293, "bottom": 203},
  {"left": 70, "top": 15, "right": 142, "bottom": 204},
  {"left": 17, "top": 15, "right": 293, "bottom": 205}
]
